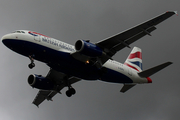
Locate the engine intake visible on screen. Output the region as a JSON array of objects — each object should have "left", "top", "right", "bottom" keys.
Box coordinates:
[
  {"left": 75, "top": 40, "right": 103, "bottom": 57},
  {"left": 28, "top": 74, "right": 55, "bottom": 90}
]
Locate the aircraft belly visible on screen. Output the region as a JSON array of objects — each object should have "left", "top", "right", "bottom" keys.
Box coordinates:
[
  {"left": 3, "top": 39, "right": 100, "bottom": 80},
  {"left": 47, "top": 62, "right": 99, "bottom": 80},
  {"left": 3, "top": 39, "right": 133, "bottom": 82},
  {"left": 100, "top": 68, "right": 133, "bottom": 83}
]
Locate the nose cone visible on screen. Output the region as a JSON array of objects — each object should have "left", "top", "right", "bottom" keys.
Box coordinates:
[
  {"left": 2, "top": 33, "right": 14, "bottom": 40},
  {"left": 1, "top": 33, "right": 15, "bottom": 47}
]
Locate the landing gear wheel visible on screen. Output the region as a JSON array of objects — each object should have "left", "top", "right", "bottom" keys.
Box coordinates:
[
  {"left": 28, "top": 55, "right": 35, "bottom": 69},
  {"left": 65, "top": 76, "right": 76, "bottom": 97},
  {"left": 66, "top": 90, "right": 72, "bottom": 97},
  {"left": 28, "top": 63, "right": 35, "bottom": 69},
  {"left": 70, "top": 88, "right": 76, "bottom": 95},
  {"left": 66, "top": 88, "right": 76, "bottom": 97}
]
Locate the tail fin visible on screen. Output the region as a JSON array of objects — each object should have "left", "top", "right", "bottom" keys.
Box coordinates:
[{"left": 124, "top": 47, "right": 142, "bottom": 72}]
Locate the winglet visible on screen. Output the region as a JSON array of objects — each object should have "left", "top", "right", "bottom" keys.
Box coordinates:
[
  {"left": 174, "top": 11, "right": 178, "bottom": 16},
  {"left": 33, "top": 102, "right": 39, "bottom": 108},
  {"left": 167, "top": 11, "right": 178, "bottom": 16}
]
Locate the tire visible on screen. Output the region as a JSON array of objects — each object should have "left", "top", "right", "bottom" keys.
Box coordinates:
[
  {"left": 28, "top": 64, "right": 33, "bottom": 69},
  {"left": 66, "top": 90, "right": 72, "bottom": 97},
  {"left": 70, "top": 88, "right": 76, "bottom": 95},
  {"left": 28, "top": 63, "right": 35, "bottom": 69},
  {"left": 31, "top": 63, "right": 35, "bottom": 67}
]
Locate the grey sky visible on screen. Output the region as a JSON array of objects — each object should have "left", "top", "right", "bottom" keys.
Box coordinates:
[{"left": 0, "top": 0, "right": 179, "bottom": 120}]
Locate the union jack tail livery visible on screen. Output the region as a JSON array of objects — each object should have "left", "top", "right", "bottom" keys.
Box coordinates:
[{"left": 124, "top": 47, "right": 143, "bottom": 72}]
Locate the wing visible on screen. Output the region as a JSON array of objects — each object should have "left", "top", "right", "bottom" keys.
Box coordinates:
[
  {"left": 32, "top": 69, "right": 81, "bottom": 107},
  {"left": 96, "top": 11, "right": 176, "bottom": 58},
  {"left": 32, "top": 90, "right": 58, "bottom": 107}
]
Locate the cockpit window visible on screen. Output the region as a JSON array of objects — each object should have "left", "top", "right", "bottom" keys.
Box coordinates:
[{"left": 13, "top": 31, "right": 25, "bottom": 33}]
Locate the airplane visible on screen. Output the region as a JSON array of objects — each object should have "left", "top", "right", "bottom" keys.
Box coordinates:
[{"left": 1, "top": 11, "right": 176, "bottom": 107}]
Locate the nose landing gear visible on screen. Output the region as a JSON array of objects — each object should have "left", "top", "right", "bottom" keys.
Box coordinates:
[
  {"left": 28, "top": 63, "right": 35, "bottom": 69},
  {"left": 28, "top": 55, "right": 35, "bottom": 69}
]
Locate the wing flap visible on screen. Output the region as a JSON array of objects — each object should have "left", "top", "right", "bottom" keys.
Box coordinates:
[{"left": 111, "top": 26, "right": 156, "bottom": 54}]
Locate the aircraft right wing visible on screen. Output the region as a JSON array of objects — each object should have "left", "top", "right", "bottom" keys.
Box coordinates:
[
  {"left": 32, "top": 69, "right": 81, "bottom": 107},
  {"left": 32, "top": 90, "right": 58, "bottom": 107}
]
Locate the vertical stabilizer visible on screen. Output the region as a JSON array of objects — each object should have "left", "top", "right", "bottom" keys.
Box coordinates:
[{"left": 124, "top": 47, "right": 142, "bottom": 72}]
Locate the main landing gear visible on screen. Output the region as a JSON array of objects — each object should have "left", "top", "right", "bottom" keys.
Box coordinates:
[
  {"left": 66, "top": 87, "right": 76, "bottom": 97},
  {"left": 65, "top": 77, "right": 76, "bottom": 97},
  {"left": 28, "top": 55, "right": 35, "bottom": 69}
]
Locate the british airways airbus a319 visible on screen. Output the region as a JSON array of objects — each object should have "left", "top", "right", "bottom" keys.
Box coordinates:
[{"left": 2, "top": 11, "right": 176, "bottom": 107}]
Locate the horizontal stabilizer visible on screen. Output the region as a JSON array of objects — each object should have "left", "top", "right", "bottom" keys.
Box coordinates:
[
  {"left": 120, "top": 84, "right": 136, "bottom": 93},
  {"left": 138, "top": 62, "right": 172, "bottom": 78}
]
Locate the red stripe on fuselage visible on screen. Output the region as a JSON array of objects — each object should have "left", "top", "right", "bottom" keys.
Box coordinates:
[
  {"left": 124, "top": 63, "right": 139, "bottom": 71},
  {"left": 29, "top": 31, "right": 50, "bottom": 38},
  {"left": 128, "top": 52, "right": 142, "bottom": 59}
]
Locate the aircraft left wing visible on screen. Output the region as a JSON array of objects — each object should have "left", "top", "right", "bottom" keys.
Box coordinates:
[
  {"left": 96, "top": 11, "right": 176, "bottom": 59},
  {"left": 72, "top": 11, "right": 176, "bottom": 67},
  {"left": 32, "top": 69, "right": 81, "bottom": 107}
]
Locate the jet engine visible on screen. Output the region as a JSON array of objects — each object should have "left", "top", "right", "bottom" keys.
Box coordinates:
[
  {"left": 28, "top": 74, "right": 55, "bottom": 90},
  {"left": 75, "top": 40, "right": 103, "bottom": 57}
]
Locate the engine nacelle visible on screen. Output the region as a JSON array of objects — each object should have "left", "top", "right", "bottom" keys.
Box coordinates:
[
  {"left": 28, "top": 74, "right": 55, "bottom": 90},
  {"left": 75, "top": 40, "right": 103, "bottom": 57}
]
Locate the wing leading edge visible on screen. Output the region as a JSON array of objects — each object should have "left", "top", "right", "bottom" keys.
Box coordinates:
[{"left": 96, "top": 11, "right": 176, "bottom": 58}]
